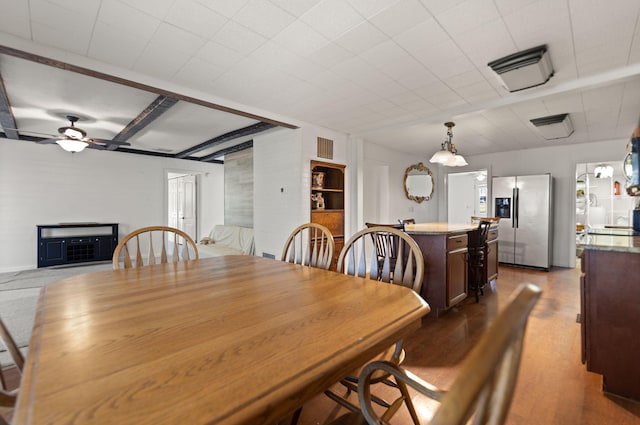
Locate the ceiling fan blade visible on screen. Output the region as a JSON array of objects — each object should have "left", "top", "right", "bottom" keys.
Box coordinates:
[
  {"left": 86, "top": 142, "right": 106, "bottom": 150},
  {"left": 37, "top": 138, "right": 59, "bottom": 145},
  {"left": 2, "top": 127, "right": 59, "bottom": 139},
  {"left": 91, "top": 138, "right": 131, "bottom": 146}
]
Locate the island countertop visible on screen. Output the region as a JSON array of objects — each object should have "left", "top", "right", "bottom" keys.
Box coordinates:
[
  {"left": 580, "top": 227, "right": 640, "bottom": 254},
  {"left": 404, "top": 222, "right": 477, "bottom": 235}
]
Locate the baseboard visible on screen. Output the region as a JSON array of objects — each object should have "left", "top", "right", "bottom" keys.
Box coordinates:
[{"left": 0, "top": 264, "right": 37, "bottom": 273}]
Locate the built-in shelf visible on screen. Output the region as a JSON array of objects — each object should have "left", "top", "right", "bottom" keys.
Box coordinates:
[{"left": 310, "top": 160, "right": 345, "bottom": 270}]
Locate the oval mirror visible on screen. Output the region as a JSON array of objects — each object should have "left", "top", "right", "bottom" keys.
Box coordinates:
[{"left": 404, "top": 162, "right": 434, "bottom": 203}]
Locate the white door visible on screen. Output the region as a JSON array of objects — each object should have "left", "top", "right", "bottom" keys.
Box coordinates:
[
  {"left": 168, "top": 178, "right": 178, "bottom": 229},
  {"left": 168, "top": 174, "right": 197, "bottom": 243},
  {"left": 179, "top": 175, "right": 197, "bottom": 241}
]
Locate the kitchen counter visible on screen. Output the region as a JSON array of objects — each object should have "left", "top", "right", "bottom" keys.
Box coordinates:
[
  {"left": 403, "top": 222, "right": 498, "bottom": 316},
  {"left": 404, "top": 222, "right": 476, "bottom": 235},
  {"left": 579, "top": 227, "right": 640, "bottom": 253},
  {"left": 580, "top": 233, "right": 640, "bottom": 401}
]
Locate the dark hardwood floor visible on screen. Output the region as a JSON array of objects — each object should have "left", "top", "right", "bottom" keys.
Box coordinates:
[{"left": 282, "top": 264, "right": 640, "bottom": 425}]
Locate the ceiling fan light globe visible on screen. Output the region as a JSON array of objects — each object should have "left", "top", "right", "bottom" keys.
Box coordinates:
[
  {"left": 56, "top": 139, "right": 89, "bottom": 153},
  {"left": 429, "top": 149, "right": 454, "bottom": 164}
]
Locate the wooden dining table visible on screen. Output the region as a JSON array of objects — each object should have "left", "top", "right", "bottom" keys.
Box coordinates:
[{"left": 14, "top": 255, "right": 429, "bottom": 425}]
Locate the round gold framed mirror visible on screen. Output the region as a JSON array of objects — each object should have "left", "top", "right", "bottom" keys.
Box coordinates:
[{"left": 404, "top": 162, "right": 434, "bottom": 203}]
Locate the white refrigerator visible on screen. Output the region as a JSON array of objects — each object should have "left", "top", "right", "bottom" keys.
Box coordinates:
[{"left": 492, "top": 174, "right": 552, "bottom": 270}]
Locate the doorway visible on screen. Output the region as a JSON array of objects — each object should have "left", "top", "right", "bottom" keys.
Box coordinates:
[
  {"left": 447, "top": 170, "right": 488, "bottom": 223},
  {"left": 168, "top": 173, "right": 197, "bottom": 242},
  {"left": 574, "top": 160, "right": 634, "bottom": 262}
]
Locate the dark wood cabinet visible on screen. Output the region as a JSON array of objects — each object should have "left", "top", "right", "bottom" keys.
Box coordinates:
[
  {"left": 408, "top": 231, "right": 468, "bottom": 316},
  {"left": 447, "top": 241, "right": 468, "bottom": 307},
  {"left": 37, "top": 223, "right": 118, "bottom": 268},
  {"left": 407, "top": 224, "right": 498, "bottom": 316},
  {"left": 581, "top": 248, "right": 640, "bottom": 401},
  {"left": 310, "top": 161, "right": 345, "bottom": 271},
  {"left": 486, "top": 230, "right": 499, "bottom": 282}
]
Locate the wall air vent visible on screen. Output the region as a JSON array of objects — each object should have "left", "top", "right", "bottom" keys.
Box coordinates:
[
  {"left": 317, "top": 137, "right": 333, "bottom": 159},
  {"left": 530, "top": 113, "right": 574, "bottom": 140},
  {"left": 488, "top": 45, "right": 553, "bottom": 92}
]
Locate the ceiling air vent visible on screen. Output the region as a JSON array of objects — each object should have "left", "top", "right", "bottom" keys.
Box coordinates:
[
  {"left": 530, "top": 113, "right": 574, "bottom": 140},
  {"left": 317, "top": 137, "right": 333, "bottom": 160},
  {"left": 488, "top": 45, "right": 553, "bottom": 92}
]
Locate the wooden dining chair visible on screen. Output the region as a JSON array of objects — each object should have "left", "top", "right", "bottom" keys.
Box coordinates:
[
  {"left": 0, "top": 316, "right": 25, "bottom": 425},
  {"left": 283, "top": 223, "right": 336, "bottom": 425},
  {"left": 363, "top": 222, "right": 404, "bottom": 275},
  {"left": 324, "top": 226, "right": 425, "bottom": 424},
  {"left": 281, "top": 223, "right": 335, "bottom": 270},
  {"left": 112, "top": 226, "right": 199, "bottom": 270},
  {"left": 331, "top": 283, "right": 542, "bottom": 425},
  {"left": 468, "top": 220, "right": 492, "bottom": 302}
]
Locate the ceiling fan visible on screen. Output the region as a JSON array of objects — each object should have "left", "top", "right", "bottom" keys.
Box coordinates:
[{"left": 37, "top": 115, "right": 131, "bottom": 153}]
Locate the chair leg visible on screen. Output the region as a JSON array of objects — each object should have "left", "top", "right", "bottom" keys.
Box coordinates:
[
  {"left": 469, "top": 262, "right": 477, "bottom": 303},
  {"left": 397, "top": 378, "right": 421, "bottom": 425},
  {"left": 469, "top": 253, "right": 484, "bottom": 303},
  {"left": 290, "top": 407, "right": 302, "bottom": 425}
]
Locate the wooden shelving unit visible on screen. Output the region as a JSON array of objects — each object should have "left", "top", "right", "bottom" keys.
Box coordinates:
[{"left": 310, "top": 160, "right": 345, "bottom": 270}]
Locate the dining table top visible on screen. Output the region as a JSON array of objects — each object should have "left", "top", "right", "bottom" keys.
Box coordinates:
[{"left": 14, "top": 255, "right": 429, "bottom": 425}]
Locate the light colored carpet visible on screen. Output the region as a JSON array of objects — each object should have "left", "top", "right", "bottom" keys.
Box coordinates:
[{"left": 0, "top": 262, "right": 113, "bottom": 366}]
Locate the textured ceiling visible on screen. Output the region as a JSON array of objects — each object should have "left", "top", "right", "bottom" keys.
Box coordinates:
[{"left": 1, "top": 0, "right": 640, "bottom": 159}]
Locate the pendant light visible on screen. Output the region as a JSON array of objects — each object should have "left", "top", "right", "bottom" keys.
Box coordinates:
[{"left": 429, "top": 122, "right": 467, "bottom": 167}]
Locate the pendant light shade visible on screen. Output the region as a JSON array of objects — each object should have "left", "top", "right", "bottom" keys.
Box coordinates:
[
  {"left": 444, "top": 153, "right": 468, "bottom": 167},
  {"left": 429, "top": 149, "right": 455, "bottom": 164},
  {"left": 429, "top": 122, "right": 467, "bottom": 167}
]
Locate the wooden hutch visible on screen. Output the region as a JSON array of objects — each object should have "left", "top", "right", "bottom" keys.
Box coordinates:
[{"left": 310, "top": 160, "right": 345, "bottom": 270}]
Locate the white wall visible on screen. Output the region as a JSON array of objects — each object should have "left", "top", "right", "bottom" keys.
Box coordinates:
[
  {"left": 253, "top": 126, "right": 352, "bottom": 259},
  {"left": 362, "top": 142, "right": 439, "bottom": 226},
  {"left": 462, "top": 138, "right": 629, "bottom": 268},
  {"left": 0, "top": 138, "right": 224, "bottom": 272},
  {"left": 253, "top": 129, "right": 305, "bottom": 258}
]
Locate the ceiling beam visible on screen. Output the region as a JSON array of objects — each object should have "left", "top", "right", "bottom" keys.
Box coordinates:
[
  {"left": 3, "top": 133, "right": 224, "bottom": 164},
  {"left": 114, "top": 146, "right": 222, "bottom": 163},
  {"left": 0, "top": 132, "right": 40, "bottom": 142},
  {"left": 199, "top": 140, "right": 253, "bottom": 162},
  {"left": 175, "top": 122, "right": 275, "bottom": 158},
  {"left": 0, "top": 71, "right": 18, "bottom": 139},
  {"left": 108, "top": 95, "right": 178, "bottom": 150},
  {"left": 0, "top": 45, "right": 298, "bottom": 130}
]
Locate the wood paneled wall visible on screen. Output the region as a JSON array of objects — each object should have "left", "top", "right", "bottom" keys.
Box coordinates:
[{"left": 224, "top": 148, "right": 253, "bottom": 227}]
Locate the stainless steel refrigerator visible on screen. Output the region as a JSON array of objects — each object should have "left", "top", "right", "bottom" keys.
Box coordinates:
[{"left": 492, "top": 174, "right": 552, "bottom": 270}]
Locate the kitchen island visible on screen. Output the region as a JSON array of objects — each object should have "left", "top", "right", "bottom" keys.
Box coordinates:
[
  {"left": 405, "top": 222, "right": 498, "bottom": 316},
  {"left": 580, "top": 228, "right": 640, "bottom": 401}
]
